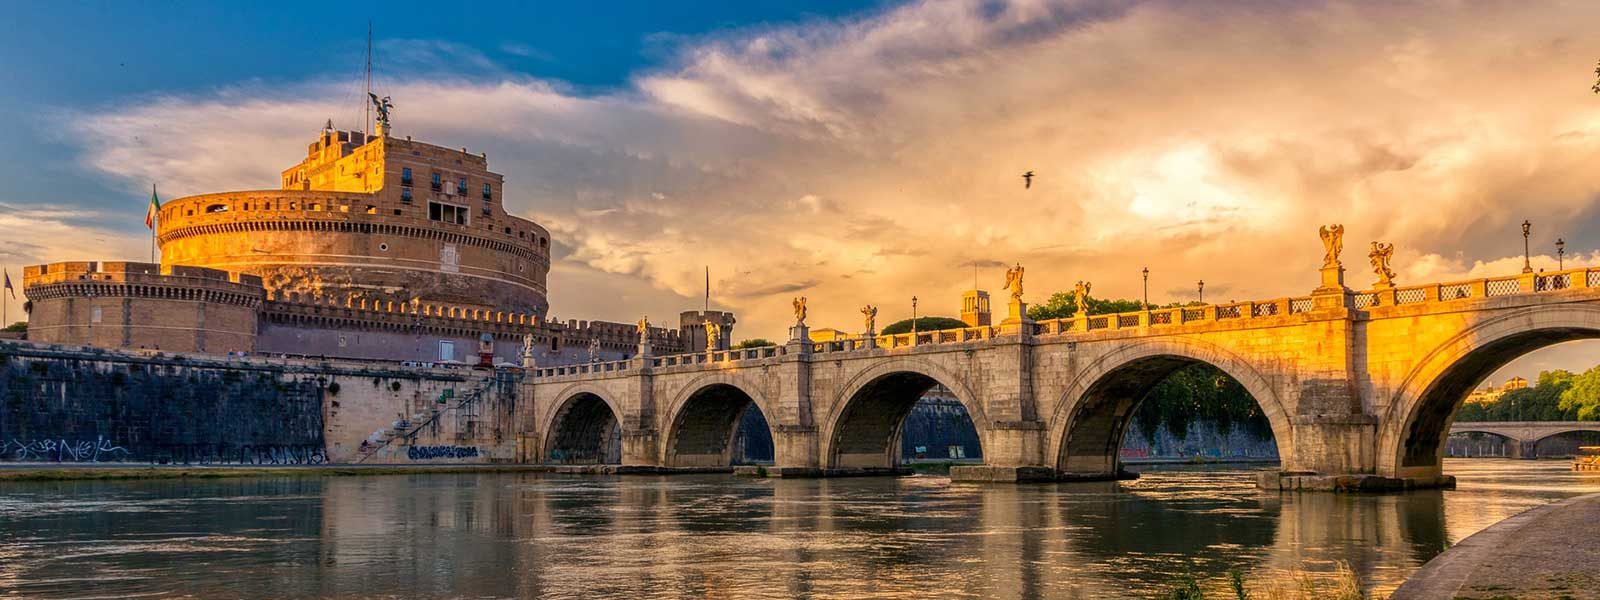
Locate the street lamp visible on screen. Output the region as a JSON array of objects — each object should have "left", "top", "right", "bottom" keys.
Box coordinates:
[
  {"left": 1557, "top": 238, "right": 1566, "bottom": 271},
  {"left": 1141, "top": 267, "right": 1150, "bottom": 310},
  {"left": 1198, "top": 280, "right": 1205, "bottom": 304},
  {"left": 911, "top": 295, "right": 919, "bottom": 338},
  {"left": 1522, "top": 220, "right": 1533, "bottom": 274}
]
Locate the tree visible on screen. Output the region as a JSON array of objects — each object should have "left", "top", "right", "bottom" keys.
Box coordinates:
[
  {"left": 1026, "top": 292, "right": 1143, "bottom": 321},
  {"left": 1, "top": 321, "right": 23, "bottom": 333},
  {"left": 732, "top": 338, "right": 776, "bottom": 350},
  {"left": 1561, "top": 365, "right": 1600, "bottom": 420},
  {"left": 881, "top": 316, "right": 969, "bottom": 335},
  {"left": 1456, "top": 369, "right": 1581, "bottom": 422}
]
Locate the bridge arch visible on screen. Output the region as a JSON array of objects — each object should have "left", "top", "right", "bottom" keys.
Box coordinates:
[
  {"left": 659, "top": 373, "right": 776, "bottom": 468},
  {"left": 820, "top": 356, "right": 989, "bottom": 471},
  {"left": 543, "top": 384, "right": 623, "bottom": 465},
  {"left": 1530, "top": 425, "right": 1600, "bottom": 445},
  {"left": 1378, "top": 304, "right": 1600, "bottom": 479},
  {"left": 1048, "top": 336, "right": 1292, "bottom": 477}
]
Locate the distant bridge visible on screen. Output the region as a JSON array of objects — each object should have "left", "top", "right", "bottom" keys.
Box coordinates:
[
  {"left": 1448, "top": 421, "right": 1600, "bottom": 458},
  {"left": 513, "top": 264, "right": 1600, "bottom": 489}
]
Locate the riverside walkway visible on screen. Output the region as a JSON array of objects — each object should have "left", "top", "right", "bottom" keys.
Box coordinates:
[{"left": 1393, "top": 492, "right": 1600, "bottom": 599}]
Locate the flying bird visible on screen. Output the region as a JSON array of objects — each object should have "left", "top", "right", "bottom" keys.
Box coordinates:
[{"left": 1022, "top": 171, "right": 1035, "bottom": 189}]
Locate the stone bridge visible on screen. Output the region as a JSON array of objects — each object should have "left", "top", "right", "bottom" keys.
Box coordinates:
[
  {"left": 1448, "top": 421, "right": 1600, "bottom": 458},
  {"left": 515, "top": 264, "right": 1600, "bottom": 489}
]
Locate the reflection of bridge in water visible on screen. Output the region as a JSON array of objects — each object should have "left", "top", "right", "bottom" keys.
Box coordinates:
[
  {"left": 517, "top": 262, "right": 1600, "bottom": 490},
  {"left": 1447, "top": 421, "right": 1600, "bottom": 458}
]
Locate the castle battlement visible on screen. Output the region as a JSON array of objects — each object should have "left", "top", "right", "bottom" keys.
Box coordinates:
[
  {"left": 21, "top": 126, "right": 722, "bottom": 365},
  {"left": 157, "top": 127, "right": 552, "bottom": 316}
]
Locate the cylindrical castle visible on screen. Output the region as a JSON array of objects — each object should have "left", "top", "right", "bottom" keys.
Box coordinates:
[{"left": 156, "top": 128, "right": 551, "bottom": 317}]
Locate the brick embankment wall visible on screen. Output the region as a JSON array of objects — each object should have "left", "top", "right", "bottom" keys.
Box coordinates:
[{"left": 0, "top": 341, "right": 522, "bottom": 466}]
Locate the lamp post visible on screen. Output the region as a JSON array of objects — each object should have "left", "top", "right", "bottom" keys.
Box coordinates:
[
  {"left": 911, "top": 295, "right": 919, "bottom": 339},
  {"left": 1198, "top": 280, "right": 1205, "bottom": 304},
  {"left": 1142, "top": 267, "right": 1150, "bottom": 310},
  {"left": 1522, "top": 220, "right": 1533, "bottom": 274},
  {"left": 1557, "top": 238, "right": 1566, "bottom": 271}
]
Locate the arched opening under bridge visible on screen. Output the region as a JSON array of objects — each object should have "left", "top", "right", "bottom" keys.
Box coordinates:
[
  {"left": 663, "top": 383, "right": 774, "bottom": 468},
  {"left": 545, "top": 392, "right": 621, "bottom": 465},
  {"left": 1055, "top": 350, "right": 1287, "bottom": 480},
  {"left": 1386, "top": 322, "right": 1600, "bottom": 480},
  {"left": 825, "top": 368, "right": 985, "bottom": 473}
]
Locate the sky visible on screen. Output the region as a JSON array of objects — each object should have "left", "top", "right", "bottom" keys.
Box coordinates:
[{"left": 3, "top": 0, "right": 1600, "bottom": 384}]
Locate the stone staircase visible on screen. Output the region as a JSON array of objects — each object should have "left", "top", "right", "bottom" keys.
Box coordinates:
[{"left": 353, "top": 375, "right": 502, "bottom": 463}]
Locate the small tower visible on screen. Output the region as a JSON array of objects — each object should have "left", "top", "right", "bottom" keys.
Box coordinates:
[{"left": 961, "top": 289, "right": 991, "bottom": 327}]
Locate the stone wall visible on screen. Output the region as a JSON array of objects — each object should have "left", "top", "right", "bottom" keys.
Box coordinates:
[
  {"left": 23, "top": 261, "right": 263, "bottom": 354},
  {"left": 0, "top": 341, "right": 524, "bottom": 465}
]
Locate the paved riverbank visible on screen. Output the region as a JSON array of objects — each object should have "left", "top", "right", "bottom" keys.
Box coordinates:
[
  {"left": 0, "top": 463, "right": 556, "bottom": 481},
  {"left": 1394, "top": 491, "right": 1600, "bottom": 599}
]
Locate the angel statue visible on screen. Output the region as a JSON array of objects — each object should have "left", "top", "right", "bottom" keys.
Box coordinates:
[
  {"left": 520, "top": 333, "right": 535, "bottom": 359},
  {"left": 368, "top": 93, "right": 393, "bottom": 130},
  {"left": 587, "top": 337, "right": 601, "bottom": 363},
  {"left": 636, "top": 315, "right": 650, "bottom": 340},
  {"left": 705, "top": 322, "right": 722, "bottom": 351},
  {"left": 1074, "top": 280, "right": 1092, "bottom": 316},
  {"left": 1369, "top": 241, "right": 1396, "bottom": 287},
  {"left": 1003, "top": 263, "right": 1026, "bottom": 302},
  {"left": 1319, "top": 224, "right": 1345, "bottom": 268},
  {"left": 861, "top": 305, "right": 878, "bottom": 335},
  {"left": 793, "top": 296, "right": 808, "bottom": 325}
]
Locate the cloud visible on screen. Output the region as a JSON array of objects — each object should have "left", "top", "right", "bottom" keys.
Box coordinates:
[{"left": 58, "top": 0, "right": 1600, "bottom": 340}]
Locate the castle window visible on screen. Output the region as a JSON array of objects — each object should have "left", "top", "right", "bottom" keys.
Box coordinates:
[
  {"left": 431, "top": 172, "right": 442, "bottom": 191},
  {"left": 365, "top": 205, "right": 377, "bottom": 214},
  {"left": 401, "top": 168, "right": 413, "bottom": 186},
  {"left": 401, "top": 188, "right": 412, "bottom": 203},
  {"left": 204, "top": 204, "right": 228, "bottom": 213},
  {"left": 393, "top": 209, "right": 403, "bottom": 216},
  {"left": 482, "top": 184, "right": 492, "bottom": 200},
  {"left": 428, "top": 201, "right": 467, "bottom": 225},
  {"left": 504, "top": 227, "right": 511, "bottom": 234},
  {"left": 458, "top": 178, "right": 468, "bottom": 194},
  {"left": 482, "top": 206, "right": 491, "bottom": 217}
]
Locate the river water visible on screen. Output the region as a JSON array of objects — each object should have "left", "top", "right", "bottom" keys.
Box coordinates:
[{"left": 0, "top": 459, "right": 1596, "bottom": 599}]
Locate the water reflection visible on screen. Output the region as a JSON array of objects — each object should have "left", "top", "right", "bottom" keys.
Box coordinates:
[{"left": 1, "top": 459, "right": 1596, "bottom": 599}]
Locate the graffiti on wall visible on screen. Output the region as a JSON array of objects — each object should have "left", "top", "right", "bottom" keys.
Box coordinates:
[
  {"left": 153, "top": 444, "right": 328, "bottom": 465},
  {"left": 407, "top": 445, "right": 479, "bottom": 460},
  {"left": 2, "top": 436, "right": 131, "bottom": 462}
]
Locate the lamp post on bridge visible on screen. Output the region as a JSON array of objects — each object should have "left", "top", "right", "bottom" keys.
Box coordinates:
[
  {"left": 1557, "top": 238, "right": 1566, "bottom": 271},
  {"left": 1198, "top": 280, "right": 1204, "bottom": 304},
  {"left": 1141, "top": 267, "right": 1149, "bottom": 310},
  {"left": 1522, "top": 220, "right": 1534, "bottom": 274},
  {"left": 911, "top": 295, "right": 919, "bottom": 340}
]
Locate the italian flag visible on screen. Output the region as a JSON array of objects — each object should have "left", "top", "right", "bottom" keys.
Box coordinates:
[{"left": 144, "top": 185, "right": 160, "bottom": 229}]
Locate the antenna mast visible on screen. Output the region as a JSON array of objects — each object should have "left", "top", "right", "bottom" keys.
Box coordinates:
[{"left": 364, "top": 22, "right": 373, "bottom": 135}]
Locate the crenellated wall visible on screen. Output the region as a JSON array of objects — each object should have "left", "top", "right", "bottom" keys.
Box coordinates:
[{"left": 22, "top": 261, "right": 264, "bottom": 354}]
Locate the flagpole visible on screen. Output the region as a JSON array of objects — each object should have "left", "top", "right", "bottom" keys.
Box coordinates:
[{"left": 150, "top": 184, "right": 157, "bottom": 263}]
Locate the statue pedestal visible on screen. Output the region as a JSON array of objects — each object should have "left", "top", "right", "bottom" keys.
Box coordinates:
[
  {"left": 788, "top": 324, "right": 809, "bottom": 344},
  {"left": 999, "top": 300, "right": 1032, "bottom": 324},
  {"left": 999, "top": 300, "right": 1034, "bottom": 334},
  {"left": 1313, "top": 265, "right": 1347, "bottom": 294},
  {"left": 1312, "top": 264, "right": 1351, "bottom": 310},
  {"left": 520, "top": 355, "right": 536, "bottom": 369},
  {"left": 637, "top": 341, "right": 653, "bottom": 358},
  {"left": 862, "top": 331, "right": 878, "bottom": 350}
]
